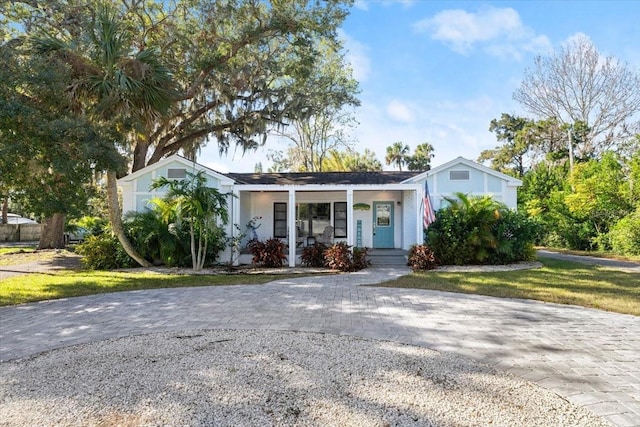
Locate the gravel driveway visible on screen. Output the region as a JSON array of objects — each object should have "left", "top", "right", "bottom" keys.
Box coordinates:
[{"left": 1, "top": 249, "right": 638, "bottom": 426}]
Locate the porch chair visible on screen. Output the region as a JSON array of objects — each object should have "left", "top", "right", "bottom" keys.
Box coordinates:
[{"left": 316, "top": 225, "right": 334, "bottom": 245}]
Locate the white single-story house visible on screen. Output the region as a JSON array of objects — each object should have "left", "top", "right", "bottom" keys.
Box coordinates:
[{"left": 118, "top": 155, "right": 522, "bottom": 266}]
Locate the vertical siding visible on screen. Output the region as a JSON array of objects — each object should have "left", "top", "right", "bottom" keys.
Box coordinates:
[{"left": 402, "top": 190, "right": 417, "bottom": 249}]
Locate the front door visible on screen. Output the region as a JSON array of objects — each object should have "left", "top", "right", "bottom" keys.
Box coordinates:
[{"left": 373, "top": 201, "right": 394, "bottom": 248}]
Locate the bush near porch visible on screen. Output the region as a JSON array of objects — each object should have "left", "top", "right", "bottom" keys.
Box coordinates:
[
  {"left": 301, "top": 242, "right": 371, "bottom": 272},
  {"left": 425, "top": 193, "right": 538, "bottom": 266}
]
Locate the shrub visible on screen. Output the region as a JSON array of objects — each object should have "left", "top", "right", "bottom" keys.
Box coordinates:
[
  {"left": 428, "top": 193, "right": 537, "bottom": 265},
  {"left": 323, "top": 242, "right": 370, "bottom": 272},
  {"left": 300, "top": 242, "right": 328, "bottom": 267},
  {"left": 407, "top": 244, "right": 438, "bottom": 271},
  {"left": 427, "top": 208, "right": 474, "bottom": 265},
  {"left": 487, "top": 209, "right": 538, "bottom": 264},
  {"left": 123, "top": 207, "right": 227, "bottom": 268},
  {"left": 609, "top": 209, "right": 640, "bottom": 256},
  {"left": 324, "top": 242, "right": 353, "bottom": 271},
  {"left": 76, "top": 234, "right": 133, "bottom": 270},
  {"left": 352, "top": 247, "right": 371, "bottom": 271},
  {"left": 248, "top": 238, "right": 288, "bottom": 268}
]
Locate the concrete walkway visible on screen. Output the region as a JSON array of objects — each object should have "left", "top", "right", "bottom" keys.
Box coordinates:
[{"left": 1, "top": 267, "right": 639, "bottom": 426}]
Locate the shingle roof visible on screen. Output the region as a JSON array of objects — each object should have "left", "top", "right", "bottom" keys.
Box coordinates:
[{"left": 225, "top": 171, "right": 421, "bottom": 185}]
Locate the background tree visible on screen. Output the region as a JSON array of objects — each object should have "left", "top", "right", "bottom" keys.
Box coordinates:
[
  {"left": 406, "top": 142, "right": 435, "bottom": 171},
  {"left": 479, "top": 114, "right": 531, "bottom": 177},
  {"left": 514, "top": 34, "right": 640, "bottom": 158},
  {"left": 385, "top": 142, "right": 410, "bottom": 171},
  {"left": 322, "top": 148, "right": 382, "bottom": 171},
  {"left": 565, "top": 152, "right": 633, "bottom": 240},
  {"left": 268, "top": 41, "right": 360, "bottom": 172}
]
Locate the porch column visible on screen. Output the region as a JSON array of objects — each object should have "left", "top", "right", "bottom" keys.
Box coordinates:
[
  {"left": 417, "top": 185, "right": 423, "bottom": 245},
  {"left": 288, "top": 189, "right": 296, "bottom": 267},
  {"left": 346, "top": 188, "right": 354, "bottom": 247},
  {"left": 232, "top": 189, "right": 241, "bottom": 266}
]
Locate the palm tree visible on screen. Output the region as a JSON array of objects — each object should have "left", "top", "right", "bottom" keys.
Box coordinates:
[
  {"left": 385, "top": 142, "right": 410, "bottom": 171},
  {"left": 151, "top": 171, "right": 229, "bottom": 271},
  {"left": 407, "top": 142, "right": 435, "bottom": 171},
  {"left": 32, "top": 4, "right": 174, "bottom": 266}
]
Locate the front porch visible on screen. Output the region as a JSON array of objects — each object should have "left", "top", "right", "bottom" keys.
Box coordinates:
[{"left": 230, "top": 185, "right": 420, "bottom": 267}]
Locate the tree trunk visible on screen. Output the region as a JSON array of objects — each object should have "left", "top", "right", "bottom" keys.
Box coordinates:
[
  {"left": 38, "top": 213, "right": 66, "bottom": 249},
  {"left": 1, "top": 198, "right": 7, "bottom": 224},
  {"left": 131, "top": 140, "right": 149, "bottom": 173},
  {"left": 106, "top": 170, "right": 151, "bottom": 267}
]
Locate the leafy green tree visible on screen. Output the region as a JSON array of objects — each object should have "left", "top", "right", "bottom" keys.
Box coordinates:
[
  {"left": 609, "top": 207, "right": 640, "bottom": 256},
  {"left": 151, "top": 171, "right": 230, "bottom": 271},
  {"left": 565, "top": 152, "right": 633, "bottom": 240},
  {"left": 0, "top": 38, "right": 121, "bottom": 248},
  {"left": 480, "top": 114, "right": 531, "bottom": 177},
  {"left": 406, "top": 142, "right": 435, "bottom": 171},
  {"left": 385, "top": 142, "right": 410, "bottom": 171},
  {"left": 620, "top": 139, "right": 640, "bottom": 205}
]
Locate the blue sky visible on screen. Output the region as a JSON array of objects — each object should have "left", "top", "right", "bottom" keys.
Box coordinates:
[{"left": 201, "top": 0, "right": 640, "bottom": 172}]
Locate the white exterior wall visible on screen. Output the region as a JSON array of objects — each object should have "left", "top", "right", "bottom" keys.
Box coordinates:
[
  {"left": 119, "top": 181, "right": 135, "bottom": 213},
  {"left": 420, "top": 165, "right": 519, "bottom": 211},
  {"left": 402, "top": 189, "right": 418, "bottom": 249}
]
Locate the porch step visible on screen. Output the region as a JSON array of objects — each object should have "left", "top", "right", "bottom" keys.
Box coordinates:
[{"left": 367, "top": 249, "right": 408, "bottom": 266}]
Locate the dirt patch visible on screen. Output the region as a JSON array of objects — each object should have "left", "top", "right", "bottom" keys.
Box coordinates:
[{"left": 0, "top": 249, "right": 83, "bottom": 280}]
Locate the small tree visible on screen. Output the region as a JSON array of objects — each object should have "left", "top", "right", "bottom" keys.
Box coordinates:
[{"left": 151, "top": 171, "right": 229, "bottom": 271}]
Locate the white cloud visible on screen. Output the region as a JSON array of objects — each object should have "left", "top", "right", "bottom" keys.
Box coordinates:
[
  {"left": 414, "top": 6, "right": 550, "bottom": 59},
  {"left": 386, "top": 99, "right": 415, "bottom": 123},
  {"left": 353, "top": 0, "right": 368, "bottom": 11},
  {"left": 339, "top": 30, "right": 372, "bottom": 82}
]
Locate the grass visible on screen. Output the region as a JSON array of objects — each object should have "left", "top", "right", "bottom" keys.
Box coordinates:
[
  {"left": 374, "top": 258, "right": 640, "bottom": 316},
  {"left": 0, "top": 270, "right": 307, "bottom": 306}
]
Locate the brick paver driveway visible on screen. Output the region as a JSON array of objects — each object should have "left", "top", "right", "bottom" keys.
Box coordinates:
[{"left": 1, "top": 267, "right": 639, "bottom": 426}]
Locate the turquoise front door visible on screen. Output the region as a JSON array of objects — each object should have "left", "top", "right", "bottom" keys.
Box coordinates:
[{"left": 372, "top": 201, "right": 394, "bottom": 248}]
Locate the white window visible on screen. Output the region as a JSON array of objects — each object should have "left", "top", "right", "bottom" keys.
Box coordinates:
[
  {"left": 449, "top": 170, "right": 469, "bottom": 180},
  {"left": 167, "top": 168, "right": 187, "bottom": 179}
]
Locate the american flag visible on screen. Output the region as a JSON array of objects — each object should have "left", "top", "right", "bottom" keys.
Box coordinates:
[{"left": 423, "top": 182, "right": 436, "bottom": 229}]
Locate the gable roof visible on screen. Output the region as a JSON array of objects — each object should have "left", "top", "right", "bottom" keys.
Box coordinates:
[
  {"left": 227, "top": 171, "right": 420, "bottom": 185},
  {"left": 403, "top": 156, "right": 523, "bottom": 186},
  {"left": 117, "top": 154, "right": 234, "bottom": 185}
]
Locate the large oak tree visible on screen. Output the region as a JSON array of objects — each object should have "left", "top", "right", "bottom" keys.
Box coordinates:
[{"left": 5, "top": 0, "right": 354, "bottom": 172}]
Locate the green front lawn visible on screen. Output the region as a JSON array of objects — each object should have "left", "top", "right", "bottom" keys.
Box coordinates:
[
  {"left": 375, "top": 258, "right": 639, "bottom": 316},
  {"left": 0, "top": 270, "right": 306, "bottom": 306}
]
